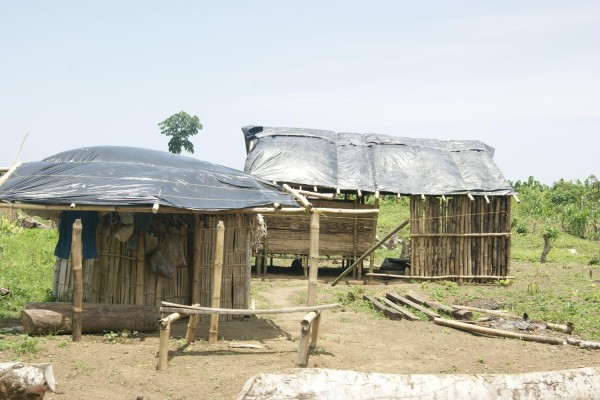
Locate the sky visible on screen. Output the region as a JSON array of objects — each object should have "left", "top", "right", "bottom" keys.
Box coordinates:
[{"left": 1, "top": 1, "right": 598, "bottom": 186}]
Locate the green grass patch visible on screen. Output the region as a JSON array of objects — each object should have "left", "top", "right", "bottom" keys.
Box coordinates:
[
  {"left": 0, "top": 334, "right": 44, "bottom": 358},
  {"left": 0, "top": 221, "right": 57, "bottom": 318}
]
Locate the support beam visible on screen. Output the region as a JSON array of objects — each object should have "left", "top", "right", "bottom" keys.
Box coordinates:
[
  {"left": 331, "top": 219, "right": 410, "bottom": 286},
  {"left": 208, "top": 221, "right": 225, "bottom": 344},
  {"left": 71, "top": 219, "right": 83, "bottom": 342}
]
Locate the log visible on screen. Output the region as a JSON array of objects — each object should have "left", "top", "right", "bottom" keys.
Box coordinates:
[
  {"left": 380, "top": 297, "right": 420, "bottom": 321},
  {"left": 22, "top": 303, "right": 159, "bottom": 335},
  {"left": 567, "top": 338, "right": 600, "bottom": 350},
  {"left": 238, "top": 367, "right": 600, "bottom": 400},
  {"left": 386, "top": 293, "right": 439, "bottom": 320},
  {"left": 434, "top": 318, "right": 566, "bottom": 345},
  {"left": 0, "top": 362, "right": 56, "bottom": 400},
  {"left": 405, "top": 292, "right": 471, "bottom": 320},
  {"left": 362, "top": 295, "right": 402, "bottom": 321}
]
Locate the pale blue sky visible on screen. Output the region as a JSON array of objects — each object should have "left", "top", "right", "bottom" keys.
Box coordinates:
[{"left": 1, "top": 1, "right": 598, "bottom": 185}]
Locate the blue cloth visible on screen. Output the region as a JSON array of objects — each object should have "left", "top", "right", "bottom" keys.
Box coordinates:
[{"left": 54, "top": 211, "right": 99, "bottom": 260}]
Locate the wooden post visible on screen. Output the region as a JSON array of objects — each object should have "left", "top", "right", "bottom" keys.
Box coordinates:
[
  {"left": 296, "top": 311, "right": 318, "bottom": 367},
  {"left": 135, "top": 232, "right": 145, "bottom": 305},
  {"left": 309, "top": 312, "right": 321, "bottom": 349},
  {"left": 208, "top": 221, "right": 225, "bottom": 344},
  {"left": 71, "top": 219, "right": 83, "bottom": 342},
  {"left": 245, "top": 232, "right": 252, "bottom": 308},
  {"left": 368, "top": 197, "right": 380, "bottom": 280},
  {"left": 308, "top": 212, "right": 319, "bottom": 306},
  {"left": 157, "top": 320, "right": 170, "bottom": 370},
  {"left": 185, "top": 215, "right": 202, "bottom": 343}
]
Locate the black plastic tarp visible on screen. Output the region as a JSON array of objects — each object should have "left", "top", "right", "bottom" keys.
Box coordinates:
[
  {"left": 243, "top": 126, "right": 514, "bottom": 196},
  {"left": 0, "top": 146, "right": 298, "bottom": 211}
]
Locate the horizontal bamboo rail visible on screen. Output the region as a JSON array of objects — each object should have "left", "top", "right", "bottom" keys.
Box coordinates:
[
  {"left": 366, "top": 273, "right": 514, "bottom": 281},
  {"left": 160, "top": 302, "right": 339, "bottom": 315},
  {"left": 0, "top": 202, "right": 378, "bottom": 216},
  {"left": 410, "top": 233, "right": 510, "bottom": 237}
]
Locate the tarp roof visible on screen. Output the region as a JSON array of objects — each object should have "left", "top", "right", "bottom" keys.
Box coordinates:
[
  {"left": 0, "top": 146, "right": 298, "bottom": 211},
  {"left": 243, "top": 126, "right": 515, "bottom": 196}
]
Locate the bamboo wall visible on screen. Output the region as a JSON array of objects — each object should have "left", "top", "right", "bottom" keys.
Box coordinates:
[
  {"left": 53, "top": 213, "right": 252, "bottom": 320},
  {"left": 410, "top": 195, "right": 511, "bottom": 279},
  {"left": 260, "top": 199, "right": 377, "bottom": 258}
]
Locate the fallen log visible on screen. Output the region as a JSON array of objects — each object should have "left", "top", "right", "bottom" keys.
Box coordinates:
[
  {"left": 362, "top": 295, "right": 402, "bottom": 321},
  {"left": 405, "top": 292, "right": 472, "bottom": 320},
  {"left": 22, "top": 303, "right": 159, "bottom": 335},
  {"left": 567, "top": 338, "right": 600, "bottom": 350},
  {"left": 0, "top": 363, "right": 56, "bottom": 400},
  {"left": 451, "top": 305, "right": 574, "bottom": 333},
  {"left": 237, "top": 367, "right": 600, "bottom": 400},
  {"left": 380, "top": 298, "right": 420, "bottom": 321},
  {"left": 386, "top": 293, "right": 439, "bottom": 320},
  {"left": 433, "top": 318, "right": 566, "bottom": 345}
]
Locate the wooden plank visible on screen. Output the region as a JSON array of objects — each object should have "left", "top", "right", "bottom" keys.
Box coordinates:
[
  {"left": 386, "top": 292, "right": 439, "bottom": 320},
  {"left": 380, "top": 297, "right": 420, "bottom": 321},
  {"left": 362, "top": 295, "right": 402, "bottom": 321}
]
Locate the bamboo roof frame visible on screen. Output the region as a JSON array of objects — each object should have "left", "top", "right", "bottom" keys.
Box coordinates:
[{"left": 0, "top": 201, "right": 379, "bottom": 217}]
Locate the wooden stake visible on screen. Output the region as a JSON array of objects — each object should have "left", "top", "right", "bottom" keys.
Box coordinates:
[
  {"left": 308, "top": 212, "right": 319, "bottom": 306},
  {"left": 135, "top": 232, "right": 145, "bottom": 305},
  {"left": 71, "top": 219, "right": 83, "bottom": 342},
  {"left": 157, "top": 320, "right": 171, "bottom": 370},
  {"left": 208, "top": 221, "right": 225, "bottom": 344}
]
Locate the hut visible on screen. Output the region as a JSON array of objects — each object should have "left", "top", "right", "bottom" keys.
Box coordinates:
[
  {"left": 242, "top": 126, "right": 515, "bottom": 280},
  {"left": 0, "top": 146, "right": 298, "bottom": 325}
]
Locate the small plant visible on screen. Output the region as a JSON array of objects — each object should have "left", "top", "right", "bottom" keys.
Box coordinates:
[{"left": 103, "top": 331, "right": 119, "bottom": 343}]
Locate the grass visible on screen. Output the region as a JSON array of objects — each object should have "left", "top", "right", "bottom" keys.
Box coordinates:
[
  {"left": 0, "top": 219, "right": 57, "bottom": 319},
  {"left": 0, "top": 333, "right": 44, "bottom": 359}
]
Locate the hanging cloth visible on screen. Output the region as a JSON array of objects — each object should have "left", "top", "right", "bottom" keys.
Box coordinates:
[{"left": 54, "top": 211, "right": 99, "bottom": 260}]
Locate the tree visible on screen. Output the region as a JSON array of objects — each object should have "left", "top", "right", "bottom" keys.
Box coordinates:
[{"left": 158, "top": 111, "right": 202, "bottom": 154}]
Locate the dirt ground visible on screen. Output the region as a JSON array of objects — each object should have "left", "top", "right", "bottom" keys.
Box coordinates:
[{"left": 2, "top": 277, "right": 599, "bottom": 400}]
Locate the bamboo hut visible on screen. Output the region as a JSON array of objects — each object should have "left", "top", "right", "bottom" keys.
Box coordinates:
[
  {"left": 242, "top": 126, "right": 515, "bottom": 280},
  {"left": 0, "top": 146, "right": 299, "bottom": 322}
]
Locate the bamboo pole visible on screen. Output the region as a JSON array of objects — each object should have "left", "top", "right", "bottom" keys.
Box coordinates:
[
  {"left": 331, "top": 219, "right": 410, "bottom": 286},
  {"left": 308, "top": 212, "right": 320, "bottom": 306},
  {"left": 160, "top": 302, "right": 340, "bottom": 315},
  {"left": 185, "top": 215, "right": 202, "bottom": 342},
  {"left": 0, "top": 202, "right": 379, "bottom": 216},
  {"left": 157, "top": 320, "right": 171, "bottom": 370},
  {"left": 434, "top": 318, "right": 566, "bottom": 345},
  {"left": 208, "top": 221, "right": 225, "bottom": 344},
  {"left": 368, "top": 197, "right": 380, "bottom": 279},
  {"left": 71, "top": 219, "right": 83, "bottom": 342},
  {"left": 409, "top": 233, "right": 511, "bottom": 237},
  {"left": 365, "top": 273, "right": 514, "bottom": 281},
  {"left": 296, "top": 311, "right": 318, "bottom": 367},
  {"left": 283, "top": 184, "right": 313, "bottom": 210}
]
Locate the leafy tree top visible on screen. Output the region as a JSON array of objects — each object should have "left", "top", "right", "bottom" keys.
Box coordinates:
[{"left": 158, "top": 111, "right": 202, "bottom": 154}]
